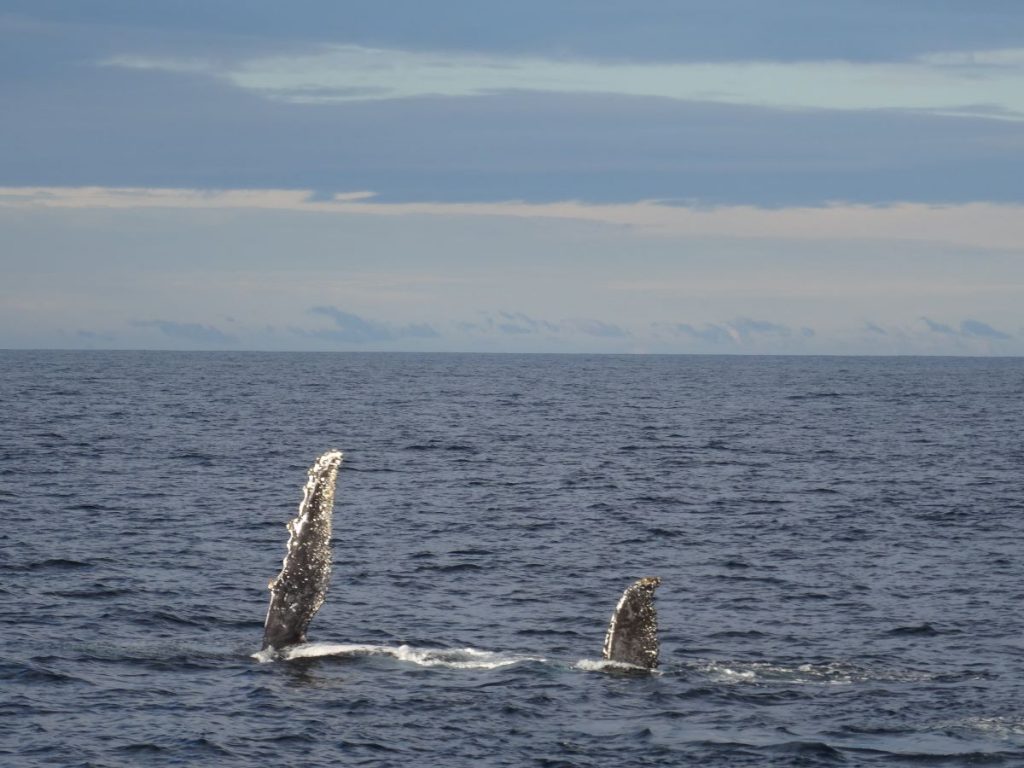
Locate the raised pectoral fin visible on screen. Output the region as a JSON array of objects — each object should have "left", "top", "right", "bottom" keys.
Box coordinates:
[
  {"left": 601, "top": 576, "right": 661, "bottom": 669},
  {"left": 262, "top": 450, "right": 343, "bottom": 651}
]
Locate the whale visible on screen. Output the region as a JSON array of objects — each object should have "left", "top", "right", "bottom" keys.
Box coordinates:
[{"left": 261, "top": 450, "right": 661, "bottom": 670}]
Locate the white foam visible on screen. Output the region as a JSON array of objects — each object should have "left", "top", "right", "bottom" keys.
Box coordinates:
[
  {"left": 574, "top": 658, "right": 654, "bottom": 674},
  {"left": 277, "top": 642, "right": 544, "bottom": 670},
  {"left": 958, "top": 717, "right": 1024, "bottom": 738},
  {"left": 690, "top": 659, "right": 934, "bottom": 685},
  {"left": 695, "top": 660, "right": 853, "bottom": 684},
  {"left": 251, "top": 647, "right": 278, "bottom": 664}
]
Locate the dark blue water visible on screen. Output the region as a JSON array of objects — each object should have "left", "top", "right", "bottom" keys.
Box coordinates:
[{"left": 2, "top": 351, "right": 1023, "bottom": 766}]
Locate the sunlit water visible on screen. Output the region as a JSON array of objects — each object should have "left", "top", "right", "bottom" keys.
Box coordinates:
[{"left": 2, "top": 351, "right": 1023, "bottom": 766}]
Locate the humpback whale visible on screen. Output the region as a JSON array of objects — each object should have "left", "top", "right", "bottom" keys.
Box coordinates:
[
  {"left": 262, "top": 450, "right": 661, "bottom": 671},
  {"left": 262, "top": 450, "right": 343, "bottom": 652},
  {"left": 602, "top": 576, "right": 661, "bottom": 669}
]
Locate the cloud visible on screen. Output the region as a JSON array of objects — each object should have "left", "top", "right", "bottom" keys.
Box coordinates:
[
  {"left": 133, "top": 319, "right": 236, "bottom": 345},
  {"left": 302, "top": 306, "right": 438, "bottom": 343},
  {"left": 492, "top": 311, "right": 559, "bottom": 336},
  {"left": 730, "top": 317, "right": 794, "bottom": 340},
  {"left": 455, "top": 312, "right": 627, "bottom": 341},
  {"left": 674, "top": 323, "right": 735, "bottom": 344},
  {"left": 921, "top": 316, "right": 958, "bottom": 334},
  {"left": 670, "top": 318, "right": 810, "bottom": 345},
  {"left": 106, "top": 44, "right": 1024, "bottom": 121},
  {"left": 7, "top": 187, "right": 1024, "bottom": 252},
  {"left": 6, "top": 4, "right": 1024, "bottom": 213},
  {"left": 563, "top": 318, "right": 630, "bottom": 338},
  {"left": 76, "top": 329, "right": 116, "bottom": 342},
  {"left": 960, "top": 319, "right": 1011, "bottom": 339},
  {"left": 9, "top": 1, "right": 1024, "bottom": 65},
  {"left": 920, "top": 316, "right": 1012, "bottom": 341},
  {"left": 6, "top": 46, "right": 1024, "bottom": 208},
  {"left": 865, "top": 322, "right": 888, "bottom": 335}
]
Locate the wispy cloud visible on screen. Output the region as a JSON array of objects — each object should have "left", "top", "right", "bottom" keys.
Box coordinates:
[
  {"left": 73, "top": 329, "right": 117, "bottom": 346},
  {"left": 673, "top": 323, "right": 736, "bottom": 344},
  {"left": 457, "top": 312, "right": 558, "bottom": 336},
  {"left": 104, "top": 45, "right": 1024, "bottom": 119},
  {"left": 5, "top": 187, "right": 1024, "bottom": 251},
  {"left": 670, "top": 318, "right": 813, "bottom": 346},
  {"left": 920, "top": 316, "right": 1013, "bottom": 341},
  {"left": 921, "top": 316, "right": 958, "bottom": 335},
  {"left": 960, "top": 319, "right": 1011, "bottom": 339},
  {"left": 730, "top": 317, "right": 795, "bottom": 340},
  {"left": 493, "top": 311, "right": 559, "bottom": 336},
  {"left": 133, "top": 319, "right": 235, "bottom": 345},
  {"left": 456, "top": 312, "right": 629, "bottom": 340},
  {"left": 562, "top": 318, "right": 630, "bottom": 339},
  {"left": 300, "top": 306, "right": 438, "bottom": 343}
]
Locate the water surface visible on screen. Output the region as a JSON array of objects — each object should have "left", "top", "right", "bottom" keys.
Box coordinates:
[{"left": 2, "top": 351, "right": 1023, "bottom": 766}]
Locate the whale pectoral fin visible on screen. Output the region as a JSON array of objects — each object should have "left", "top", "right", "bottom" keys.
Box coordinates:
[
  {"left": 601, "top": 576, "right": 661, "bottom": 669},
  {"left": 262, "top": 450, "right": 344, "bottom": 651}
]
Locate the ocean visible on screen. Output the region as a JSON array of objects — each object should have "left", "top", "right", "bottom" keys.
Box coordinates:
[{"left": 2, "top": 350, "right": 1023, "bottom": 766}]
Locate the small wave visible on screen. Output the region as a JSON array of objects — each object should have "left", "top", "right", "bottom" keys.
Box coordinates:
[{"left": 257, "top": 643, "right": 544, "bottom": 670}]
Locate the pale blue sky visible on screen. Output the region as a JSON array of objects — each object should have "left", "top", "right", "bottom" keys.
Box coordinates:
[{"left": 1, "top": 1, "right": 1022, "bottom": 354}]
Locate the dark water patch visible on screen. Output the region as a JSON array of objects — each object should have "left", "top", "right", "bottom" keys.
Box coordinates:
[
  {"left": 2, "top": 663, "right": 85, "bottom": 686},
  {"left": 708, "top": 630, "right": 768, "bottom": 639},
  {"left": 882, "top": 751, "right": 1024, "bottom": 764},
  {"left": 886, "top": 623, "right": 942, "bottom": 637},
  {"left": 712, "top": 573, "right": 791, "bottom": 586},
  {"left": 4, "top": 558, "right": 94, "bottom": 573},
  {"left": 632, "top": 494, "right": 685, "bottom": 505},
  {"left": 169, "top": 450, "right": 216, "bottom": 465},
  {"left": 115, "top": 743, "right": 165, "bottom": 755},
  {"left": 69, "top": 502, "right": 108, "bottom": 513},
  {"left": 716, "top": 688, "right": 817, "bottom": 705},
  {"left": 46, "top": 587, "right": 134, "bottom": 599},
  {"left": 145, "top": 610, "right": 207, "bottom": 627},
  {"left": 516, "top": 628, "right": 582, "bottom": 637},
  {"left": 413, "top": 563, "right": 484, "bottom": 573},
  {"left": 403, "top": 442, "right": 477, "bottom": 452},
  {"left": 761, "top": 739, "right": 847, "bottom": 761}
]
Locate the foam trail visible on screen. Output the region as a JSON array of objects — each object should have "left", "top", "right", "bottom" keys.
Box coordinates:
[
  {"left": 688, "top": 659, "right": 936, "bottom": 685},
  {"left": 272, "top": 642, "right": 545, "bottom": 669},
  {"left": 574, "top": 658, "right": 658, "bottom": 674}
]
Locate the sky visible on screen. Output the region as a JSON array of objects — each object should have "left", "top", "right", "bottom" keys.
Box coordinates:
[{"left": 2, "top": 1, "right": 1023, "bottom": 354}]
